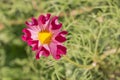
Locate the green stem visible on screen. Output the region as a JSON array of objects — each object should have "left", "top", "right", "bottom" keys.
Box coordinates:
[
  {"left": 94, "top": 26, "right": 104, "bottom": 55},
  {"left": 63, "top": 56, "right": 94, "bottom": 70}
]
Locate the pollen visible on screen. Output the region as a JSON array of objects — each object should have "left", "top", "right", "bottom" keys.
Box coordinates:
[{"left": 38, "top": 31, "right": 52, "bottom": 44}]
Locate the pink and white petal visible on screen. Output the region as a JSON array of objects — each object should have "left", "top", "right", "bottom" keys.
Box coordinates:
[
  {"left": 49, "top": 42, "right": 57, "bottom": 57},
  {"left": 49, "top": 42, "right": 61, "bottom": 60},
  {"left": 38, "top": 14, "right": 51, "bottom": 30},
  {"left": 43, "top": 44, "right": 50, "bottom": 51},
  {"left": 25, "top": 17, "right": 42, "bottom": 32},
  {"left": 27, "top": 24, "right": 41, "bottom": 32},
  {"left": 27, "top": 29, "right": 39, "bottom": 40}
]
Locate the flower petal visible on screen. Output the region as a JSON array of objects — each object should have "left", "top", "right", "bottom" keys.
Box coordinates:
[
  {"left": 22, "top": 14, "right": 67, "bottom": 60},
  {"left": 49, "top": 43, "right": 64, "bottom": 60},
  {"left": 32, "top": 44, "right": 39, "bottom": 51},
  {"left": 22, "top": 28, "right": 32, "bottom": 42},
  {"left": 51, "top": 16, "right": 62, "bottom": 30},
  {"left": 36, "top": 46, "right": 50, "bottom": 59},
  {"left": 25, "top": 17, "right": 41, "bottom": 33},
  {"left": 28, "top": 40, "right": 38, "bottom": 46},
  {"left": 28, "top": 40, "right": 39, "bottom": 51},
  {"left": 55, "top": 31, "right": 68, "bottom": 42},
  {"left": 49, "top": 42, "right": 58, "bottom": 59},
  {"left": 36, "top": 50, "right": 42, "bottom": 60},
  {"left": 38, "top": 14, "right": 51, "bottom": 25},
  {"left": 57, "top": 45, "right": 67, "bottom": 55},
  {"left": 41, "top": 47, "right": 50, "bottom": 57},
  {"left": 27, "top": 29, "right": 39, "bottom": 40},
  {"left": 25, "top": 17, "right": 38, "bottom": 27}
]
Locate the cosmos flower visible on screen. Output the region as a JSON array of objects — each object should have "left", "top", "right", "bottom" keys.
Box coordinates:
[{"left": 22, "top": 14, "right": 67, "bottom": 60}]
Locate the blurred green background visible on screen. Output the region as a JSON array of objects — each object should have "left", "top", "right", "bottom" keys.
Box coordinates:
[{"left": 0, "top": 0, "right": 120, "bottom": 80}]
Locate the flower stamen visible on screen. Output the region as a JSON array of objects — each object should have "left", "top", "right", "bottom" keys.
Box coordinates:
[{"left": 38, "top": 31, "right": 52, "bottom": 44}]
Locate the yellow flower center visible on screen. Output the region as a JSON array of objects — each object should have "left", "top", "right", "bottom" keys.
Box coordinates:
[{"left": 38, "top": 31, "right": 52, "bottom": 44}]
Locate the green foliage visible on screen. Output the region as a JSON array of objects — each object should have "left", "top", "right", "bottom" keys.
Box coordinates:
[{"left": 0, "top": 0, "right": 120, "bottom": 80}]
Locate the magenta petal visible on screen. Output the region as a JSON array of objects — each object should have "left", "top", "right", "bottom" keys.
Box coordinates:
[
  {"left": 38, "top": 15, "right": 46, "bottom": 24},
  {"left": 55, "top": 35, "right": 66, "bottom": 42},
  {"left": 49, "top": 43, "right": 65, "bottom": 60},
  {"left": 22, "top": 28, "right": 32, "bottom": 41},
  {"left": 51, "top": 16, "right": 62, "bottom": 30},
  {"left": 60, "top": 31, "right": 68, "bottom": 35},
  {"left": 21, "top": 35, "right": 26, "bottom": 41},
  {"left": 36, "top": 47, "right": 50, "bottom": 59},
  {"left": 28, "top": 40, "right": 38, "bottom": 46},
  {"left": 46, "top": 14, "right": 51, "bottom": 21},
  {"left": 57, "top": 45, "right": 67, "bottom": 55},
  {"left": 25, "top": 17, "right": 38, "bottom": 27},
  {"left": 36, "top": 53, "right": 39, "bottom": 59},
  {"left": 36, "top": 51, "right": 42, "bottom": 60},
  {"left": 22, "top": 29, "right": 31, "bottom": 36},
  {"left": 55, "top": 31, "right": 68, "bottom": 42},
  {"left": 27, "top": 40, "right": 39, "bottom": 50},
  {"left": 32, "top": 44, "right": 38, "bottom": 51},
  {"left": 38, "top": 14, "right": 51, "bottom": 24},
  {"left": 55, "top": 55, "right": 61, "bottom": 60},
  {"left": 41, "top": 47, "right": 50, "bottom": 57}
]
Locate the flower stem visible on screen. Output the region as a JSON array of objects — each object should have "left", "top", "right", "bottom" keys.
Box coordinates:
[{"left": 63, "top": 56, "right": 94, "bottom": 70}]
